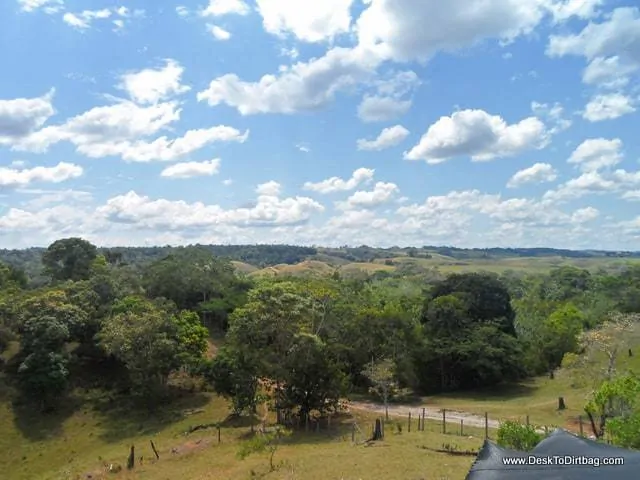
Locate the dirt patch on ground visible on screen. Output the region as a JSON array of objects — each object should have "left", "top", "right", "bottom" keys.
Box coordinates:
[{"left": 347, "top": 400, "right": 501, "bottom": 429}]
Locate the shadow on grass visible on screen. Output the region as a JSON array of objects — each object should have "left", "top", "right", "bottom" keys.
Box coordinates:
[
  {"left": 430, "top": 382, "right": 538, "bottom": 403},
  {"left": 278, "top": 413, "right": 357, "bottom": 446},
  {"left": 11, "top": 394, "right": 82, "bottom": 441},
  {"left": 89, "top": 388, "right": 212, "bottom": 443}
]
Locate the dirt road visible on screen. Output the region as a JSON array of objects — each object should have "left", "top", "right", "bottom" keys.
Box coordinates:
[{"left": 348, "top": 400, "right": 501, "bottom": 430}]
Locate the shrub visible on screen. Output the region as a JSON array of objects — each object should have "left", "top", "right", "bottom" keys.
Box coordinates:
[{"left": 496, "top": 420, "right": 542, "bottom": 451}]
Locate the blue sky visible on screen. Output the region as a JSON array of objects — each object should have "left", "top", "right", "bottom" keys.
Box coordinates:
[{"left": 1, "top": 0, "right": 639, "bottom": 250}]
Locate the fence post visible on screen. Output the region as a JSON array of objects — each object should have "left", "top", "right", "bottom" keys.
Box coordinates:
[
  {"left": 351, "top": 423, "right": 355, "bottom": 443},
  {"left": 442, "top": 409, "right": 446, "bottom": 434},
  {"left": 526, "top": 415, "right": 530, "bottom": 426},
  {"left": 217, "top": 426, "right": 221, "bottom": 444},
  {"left": 417, "top": 415, "right": 421, "bottom": 432},
  {"left": 460, "top": 419, "right": 464, "bottom": 436},
  {"left": 408, "top": 412, "right": 412, "bottom": 433},
  {"left": 422, "top": 408, "right": 426, "bottom": 432},
  {"left": 484, "top": 412, "right": 489, "bottom": 439},
  {"left": 579, "top": 416, "right": 584, "bottom": 437}
]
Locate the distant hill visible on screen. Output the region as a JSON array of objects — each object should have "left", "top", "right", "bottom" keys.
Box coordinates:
[{"left": 1, "top": 243, "right": 639, "bottom": 285}]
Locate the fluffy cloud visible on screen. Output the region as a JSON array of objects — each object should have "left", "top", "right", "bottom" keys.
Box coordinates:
[
  {"left": 0, "top": 162, "right": 83, "bottom": 189},
  {"left": 97, "top": 189, "right": 324, "bottom": 228},
  {"left": 357, "top": 97, "right": 411, "bottom": 123},
  {"left": 546, "top": 0, "right": 604, "bottom": 22},
  {"left": 355, "top": 0, "right": 560, "bottom": 63},
  {"left": 507, "top": 163, "right": 558, "bottom": 188},
  {"left": 201, "top": 0, "right": 251, "bottom": 17},
  {"left": 18, "top": 0, "right": 62, "bottom": 13},
  {"left": 582, "top": 56, "right": 637, "bottom": 89},
  {"left": 14, "top": 100, "right": 181, "bottom": 152},
  {"left": 255, "top": 180, "right": 281, "bottom": 196},
  {"left": 357, "top": 70, "right": 419, "bottom": 122},
  {"left": 82, "top": 126, "right": 249, "bottom": 162},
  {"left": 357, "top": 125, "right": 409, "bottom": 151},
  {"left": 197, "top": 45, "right": 384, "bottom": 115},
  {"left": 12, "top": 98, "right": 248, "bottom": 162},
  {"left": 255, "top": 0, "right": 354, "bottom": 43},
  {"left": 568, "top": 138, "right": 623, "bottom": 172},
  {"left": 621, "top": 191, "right": 640, "bottom": 202},
  {"left": 542, "top": 138, "right": 627, "bottom": 201},
  {"left": 117, "top": 59, "right": 191, "bottom": 105},
  {"left": 63, "top": 9, "right": 112, "bottom": 29},
  {"left": 530, "top": 101, "right": 572, "bottom": 134},
  {"left": 303, "top": 167, "right": 374, "bottom": 193},
  {"left": 336, "top": 182, "right": 399, "bottom": 210},
  {"left": 160, "top": 159, "right": 221, "bottom": 179},
  {"left": 398, "top": 189, "right": 598, "bottom": 230},
  {"left": 0, "top": 90, "right": 55, "bottom": 144},
  {"left": 547, "top": 7, "right": 640, "bottom": 87},
  {"left": 404, "top": 109, "right": 547, "bottom": 164},
  {"left": 208, "top": 24, "right": 231, "bottom": 40},
  {"left": 582, "top": 93, "right": 636, "bottom": 122}
]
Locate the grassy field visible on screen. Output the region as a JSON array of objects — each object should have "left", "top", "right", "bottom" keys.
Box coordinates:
[
  {"left": 241, "top": 256, "right": 640, "bottom": 279},
  {"left": 0, "top": 385, "right": 488, "bottom": 480}
]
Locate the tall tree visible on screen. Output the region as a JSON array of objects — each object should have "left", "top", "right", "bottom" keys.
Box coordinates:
[{"left": 42, "top": 238, "right": 98, "bottom": 282}]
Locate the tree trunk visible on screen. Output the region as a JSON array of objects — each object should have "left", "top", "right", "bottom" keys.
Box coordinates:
[
  {"left": 127, "top": 445, "right": 135, "bottom": 470},
  {"left": 371, "top": 418, "right": 383, "bottom": 441}
]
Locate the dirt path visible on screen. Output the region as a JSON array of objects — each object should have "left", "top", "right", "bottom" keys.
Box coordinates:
[{"left": 348, "top": 400, "right": 501, "bottom": 430}]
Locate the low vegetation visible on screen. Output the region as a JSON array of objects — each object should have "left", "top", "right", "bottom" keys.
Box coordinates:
[{"left": 1, "top": 238, "right": 640, "bottom": 479}]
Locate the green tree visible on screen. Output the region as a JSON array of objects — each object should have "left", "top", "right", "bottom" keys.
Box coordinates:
[
  {"left": 419, "top": 273, "right": 523, "bottom": 391},
  {"left": 585, "top": 373, "right": 640, "bottom": 439},
  {"left": 362, "top": 358, "right": 396, "bottom": 420},
  {"left": 97, "top": 308, "right": 182, "bottom": 400},
  {"left": 14, "top": 315, "right": 71, "bottom": 411},
  {"left": 173, "top": 310, "right": 209, "bottom": 370},
  {"left": 203, "top": 346, "right": 261, "bottom": 416},
  {"left": 42, "top": 237, "right": 98, "bottom": 282},
  {"left": 17, "top": 351, "right": 69, "bottom": 412},
  {"left": 538, "top": 303, "right": 585, "bottom": 375}
]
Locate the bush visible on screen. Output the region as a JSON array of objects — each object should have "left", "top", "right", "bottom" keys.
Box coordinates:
[{"left": 496, "top": 420, "right": 542, "bottom": 451}]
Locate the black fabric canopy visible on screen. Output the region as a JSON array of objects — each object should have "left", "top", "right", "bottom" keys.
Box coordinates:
[{"left": 465, "top": 429, "right": 640, "bottom": 479}]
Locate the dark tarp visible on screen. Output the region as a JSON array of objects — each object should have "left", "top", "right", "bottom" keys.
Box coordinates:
[{"left": 465, "top": 428, "right": 640, "bottom": 479}]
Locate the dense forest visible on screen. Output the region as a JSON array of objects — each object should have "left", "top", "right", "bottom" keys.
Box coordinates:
[
  {"left": 2, "top": 243, "right": 638, "bottom": 288},
  {"left": 1, "top": 237, "right": 640, "bottom": 448}
]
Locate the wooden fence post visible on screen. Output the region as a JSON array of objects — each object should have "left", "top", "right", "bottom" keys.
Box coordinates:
[
  {"left": 127, "top": 445, "right": 135, "bottom": 470},
  {"left": 217, "top": 426, "right": 221, "bottom": 444},
  {"left": 408, "top": 412, "right": 412, "bottom": 433},
  {"left": 150, "top": 440, "right": 160, "bottom": 460},
  {"left": 579, "top": 416, "right": 584, "bottom": 437},
  {"left": 526, "top": 415, "right": 530, "bottom": 426},
  {"left": 422, "top": 408, "right": 426, "bottom": 432},
  {"left": 484, "top": 413, "right": 489, "bottom": 439},
  {"left": 442, "top": 409, "right": 446, "bottom": 434},
  {"left": 460, "top": 419, "right": 464, "bottom": 436}
]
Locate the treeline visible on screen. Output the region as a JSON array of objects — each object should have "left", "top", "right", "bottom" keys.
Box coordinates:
[{"left": 0, "top": 237, "right": 639, "bottom": 442}]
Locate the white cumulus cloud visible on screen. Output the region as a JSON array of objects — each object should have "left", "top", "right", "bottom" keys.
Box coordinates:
[
  {"left": 160, "top": 159, "right": 221, "bottom": 179},
  {"left": 208, "top": 24, "right": 232, "bottom": 40},
  {"left": 117, "top": 59, "right": 191, "bottom": 105},
  {"left": 357, "top": 125, "right": 409, "bottom": 151},
  {"left": 404, "top": 109, "right": 547, "bottom": 164},
  {"left": 582, "top": 93, "right": 636, "bottom": 122},
  {"left": 0, "top": 162, "right": 83, "bottom": 189},
  {"left": 303, "top": 168, "right": 374, "bottom": 193},
  {"left": 507, "top": 163, "right": 558, "bottom": 188},
  {"left": 255, "top": 0, "right": 354, "bottom": 43}
]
